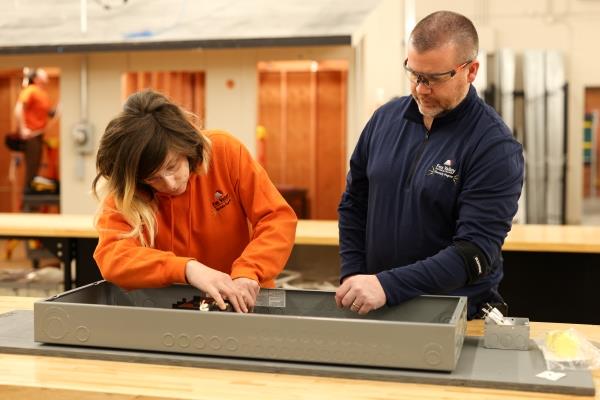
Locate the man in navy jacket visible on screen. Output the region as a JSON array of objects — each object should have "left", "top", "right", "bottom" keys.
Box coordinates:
[{"left": 335, "top": 10, "right": 524, "bottom": 319}]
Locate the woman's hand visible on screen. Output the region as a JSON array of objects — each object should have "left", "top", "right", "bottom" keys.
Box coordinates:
[
  {"left": 185, "top": 260, "right": 247, "bottom": 312},
  {"left": 232, "top": 277, "right": 260, "bottom": 311}
]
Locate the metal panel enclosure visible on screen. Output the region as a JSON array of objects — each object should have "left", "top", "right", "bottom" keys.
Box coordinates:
[{"left": 34, "top": 281, "right": 467, "bottom": 371}]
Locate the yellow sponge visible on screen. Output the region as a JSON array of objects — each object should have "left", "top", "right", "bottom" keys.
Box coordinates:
[{"left": 546, "top": 330, "right": 580, "bottom": 358}]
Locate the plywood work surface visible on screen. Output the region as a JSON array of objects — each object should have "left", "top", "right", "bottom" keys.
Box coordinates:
[{"left": 0, "top": 296, "right": 599, "bottom": 399}]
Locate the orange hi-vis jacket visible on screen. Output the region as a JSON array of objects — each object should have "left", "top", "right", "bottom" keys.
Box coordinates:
[
  {"left": 19, "top": 84, "right": 50, "bottom": 133},
  {"left": 94, "top": 131, "right": 297, "bottom": 290}
]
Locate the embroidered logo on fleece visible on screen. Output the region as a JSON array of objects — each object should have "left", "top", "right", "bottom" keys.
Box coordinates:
[
  {"left": 212, "top": 190, "right": 231, "bottom": 211},
  {"left": 427, "top": 159, "right": 460, "bottom": 184}
]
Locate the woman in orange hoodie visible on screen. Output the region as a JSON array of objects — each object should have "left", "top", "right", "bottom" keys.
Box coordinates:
[{"left": 92, "top": 90, "right": 297, "bottom": 313}]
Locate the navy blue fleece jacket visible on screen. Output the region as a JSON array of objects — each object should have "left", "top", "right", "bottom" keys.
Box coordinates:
[{"left": 338, "top": 85, "right": 524, "bottom": 318}]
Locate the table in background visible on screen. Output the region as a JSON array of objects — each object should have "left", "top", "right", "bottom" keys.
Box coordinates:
[{"left": 0, "top": 213, "right": 100, "bottom": 290}]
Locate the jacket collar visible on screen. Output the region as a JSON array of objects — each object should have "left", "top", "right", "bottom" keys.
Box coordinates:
[{"left": 404, "top": 85, "right": 479, "bottom": 128}]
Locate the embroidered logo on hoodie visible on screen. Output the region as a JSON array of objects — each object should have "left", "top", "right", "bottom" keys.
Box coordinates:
[
  {"left": 212, "top": 190, "right": 231, "bottom": 211},
  {"left": 427, "top": 159, "right": 460, "bottom": 184}
]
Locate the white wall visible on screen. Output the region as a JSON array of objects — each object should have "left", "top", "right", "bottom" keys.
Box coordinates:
[{"left": 351, "top": 0, "right": 405, "bottom": 160}]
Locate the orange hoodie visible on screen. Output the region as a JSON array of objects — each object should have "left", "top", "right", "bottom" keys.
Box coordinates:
[{"left": 94, "top": 131, "right": 297, "bottom": 290}]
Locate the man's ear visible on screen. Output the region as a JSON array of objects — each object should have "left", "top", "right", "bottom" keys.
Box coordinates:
[{"left": 467, "top": 60, "right": 480, "bottom": 83}]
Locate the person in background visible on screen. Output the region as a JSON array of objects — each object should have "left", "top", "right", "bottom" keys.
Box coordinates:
[
  {"left": 335, "top": 10, "right": 524, "bottom": 319},
  {"left": 92, "top": 90, "right": 297, "bottom": 312},
  {"left": 14, "top": 67, "right": 57, "bottom": 193}
]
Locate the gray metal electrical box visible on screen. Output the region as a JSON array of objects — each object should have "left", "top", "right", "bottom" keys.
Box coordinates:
[
  {"left": 484, "top": 317, "right": 530, "bottom": 351},
  {"left": 71, "top": 120, "right": 94, "bottom": 154},
  {"left": 34, "top": 281, "right": 468, "bottom": 371}
]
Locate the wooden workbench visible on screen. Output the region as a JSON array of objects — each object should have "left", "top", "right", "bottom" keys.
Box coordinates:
[
  {"left": 0, "top": 295, "right": 599, "bottom": 400},
  {"left": 0, "top": 213, "right": 100, "bottom": 290},
  {"left": 3, "top": 213, "right": 600, "bottom": 252},
  {"left": 0, "top": 213, "right": 97, "bottom": 239},
  {"left": 295, "top": 220, "right": 600, "bottom": 252}
]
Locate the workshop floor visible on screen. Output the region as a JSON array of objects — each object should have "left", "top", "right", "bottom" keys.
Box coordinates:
[{"left": 0, "top": 239, "right": 62, "bottom": 297}]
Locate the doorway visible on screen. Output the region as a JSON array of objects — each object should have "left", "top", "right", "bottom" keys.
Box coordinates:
[
  {"left": 257, "top": 60, "right": 347, "bottom": 220},
  {"left": 0, "top": 67, "right": 61, "bottom": 284},
  {"left": 0, "top": 67, "right": 60, "bottom": 213}
]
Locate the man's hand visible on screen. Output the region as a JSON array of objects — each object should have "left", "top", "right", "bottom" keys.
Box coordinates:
[
  {"left": 233, "top": 277, "right": 260, "bottom": 311},
  {"left": 335, "top": 274, "right": 386, "bottom": 315},
  {"left": 185, "top": 260, "right": 247, "bottom": 313}
]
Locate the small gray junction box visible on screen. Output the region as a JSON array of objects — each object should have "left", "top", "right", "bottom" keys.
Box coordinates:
[{"left": 484, "top": 317, "right": 531, "bottom": 351}]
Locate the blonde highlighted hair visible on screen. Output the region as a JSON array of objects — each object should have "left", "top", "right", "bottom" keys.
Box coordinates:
[{"left": 92, "top": 90, "right": 211, "bottom": 247}]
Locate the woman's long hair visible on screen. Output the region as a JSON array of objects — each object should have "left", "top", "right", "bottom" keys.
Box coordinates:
[{"left": 92, "top": 90, "right": 211, "bottom": 247}]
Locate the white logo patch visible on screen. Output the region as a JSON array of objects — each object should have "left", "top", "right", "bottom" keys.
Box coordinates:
[
  {"left": 474, "top": 256, "right": 482, "bottom": 275},
  {"left": 427, "top": 160, "right": 460, "bottom": 184}
]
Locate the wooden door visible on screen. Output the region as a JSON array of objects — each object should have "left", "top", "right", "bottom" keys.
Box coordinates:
[
  {"left": 122, "top": 71, "right": 205, "bottom": 126},
  {"left": 257, "top": 61, "right": 347, "bottom": 220},
  {"left": 0, "top": 73, "right": 21, "bottom": 212}
]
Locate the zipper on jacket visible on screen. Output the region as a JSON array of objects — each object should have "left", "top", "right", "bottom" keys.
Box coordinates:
[{"left": 406, "top": 131, "right": 430, "bottom": 187}]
